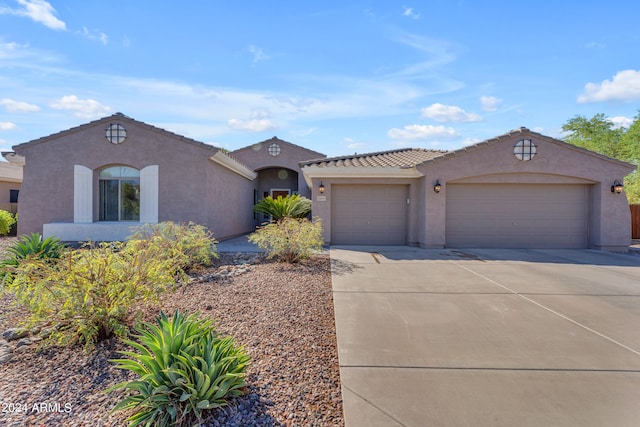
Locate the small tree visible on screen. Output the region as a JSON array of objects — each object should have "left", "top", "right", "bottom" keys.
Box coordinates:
[
  {"left": 562, "top": 111, "right": 640, "bottom": 203},
  {"left": 253, "top": 194, "right": 311, "bottom": 221}
]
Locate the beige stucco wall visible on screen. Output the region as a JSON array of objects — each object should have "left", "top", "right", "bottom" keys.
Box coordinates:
[
  {"left": 417, "top": 132, "right": 634, "bottom": 250},
  {"left": 14, "top": 117, "right": 256, "bottom": 239},
  {"left": 0, "top": 181, "right": 20, "bottom": 213}
]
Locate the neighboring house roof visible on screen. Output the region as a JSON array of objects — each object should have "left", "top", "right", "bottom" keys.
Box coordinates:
[
  {"left": 0, "top": 161, "right": 23, "bottom": 183},
  {"left": 301, "top": 148, "right": 447, "bottom": 168}
]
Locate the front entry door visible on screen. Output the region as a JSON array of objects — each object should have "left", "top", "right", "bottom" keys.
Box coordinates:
[{"left": 271, "top": 189, "right": 291, "bottom": 199}]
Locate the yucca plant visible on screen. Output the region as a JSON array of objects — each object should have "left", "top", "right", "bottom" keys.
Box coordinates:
[
  {"left": 253, "top": 194, "right": 312, "bottom": 221},
  {"left": 109, "top": 311, "right": 250, "bottom": 427}
]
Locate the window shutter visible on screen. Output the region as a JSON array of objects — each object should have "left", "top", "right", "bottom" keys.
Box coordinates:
[
  {"left": 140, "top": 165, "right": 159, "bottom": 224},
  {"left": 74, "top": 165, "right": 93, "bottom": 223}
]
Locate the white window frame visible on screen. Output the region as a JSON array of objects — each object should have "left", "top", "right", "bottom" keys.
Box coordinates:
[{"left": 73, "top": 164, "right": 159, "bottom": 225}]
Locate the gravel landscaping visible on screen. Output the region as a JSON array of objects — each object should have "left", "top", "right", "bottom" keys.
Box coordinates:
[{"left": 0, "top": 238, "right": 343, "bottom": 427}]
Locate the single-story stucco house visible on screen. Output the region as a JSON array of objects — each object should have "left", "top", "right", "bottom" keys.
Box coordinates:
[
  {"left": 8, "top": 113, "right": 635, "bottom": 250},
  {"left": 0, "top": 160, "right": 22, "bottom": 214}
]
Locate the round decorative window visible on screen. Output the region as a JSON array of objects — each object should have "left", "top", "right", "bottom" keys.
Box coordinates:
[
  {"left": 277, "top": 169, "right": 289, "bottom": 180},
  {"left": 105, "top": 124, "right": 127, "bottom": 144},
  {"left": 513, "top": 139, "right": 536, "bottom": 161},
  {"left": 267, "top": 143, "right": 281, "bottom": 156}
]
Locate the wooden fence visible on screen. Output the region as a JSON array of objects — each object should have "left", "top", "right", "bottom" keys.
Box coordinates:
[{"left": 631, "top": 205, "right": 640, "bottom": 239}]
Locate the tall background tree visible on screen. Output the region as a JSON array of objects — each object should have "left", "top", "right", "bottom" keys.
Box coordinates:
[{"left": 562, "top": 112, "right": 640, "bottom": 203}]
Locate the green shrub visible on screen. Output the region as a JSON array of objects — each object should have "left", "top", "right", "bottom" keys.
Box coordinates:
[
  {"left": 6, "top": 232, "right": 64, "bottom": 260},
  {"left": 4, "top": 240, "right": 181, "bottom": 349},
  {"left": 253, "top": 194, "right": 312, "bottom": 221},
  {"left": 0, "top": 232, "right": 65, "bottom": 284},
  {"left": 128, "top": 221, "right": 218, "bottom": 271},
  {"left": 248, "top": 217, "right": 323, "bottom": 262},
  {"left": 109, "top": 311, "right": 250, "bottom": 427},
  {"left": 0, "top": 210, "right": 16, "bottom": 236}
]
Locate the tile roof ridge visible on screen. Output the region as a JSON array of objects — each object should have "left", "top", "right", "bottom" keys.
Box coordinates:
[{"left": 301, "top": 147, "right": 447, "bottom": 166}]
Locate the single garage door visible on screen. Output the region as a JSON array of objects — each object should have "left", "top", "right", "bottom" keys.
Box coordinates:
[
  {"left": 332, "top": 185, "right": 408, "bottom": 245},
  {"left": 446, "top": 184, "right": 590, "bottom": 248}
]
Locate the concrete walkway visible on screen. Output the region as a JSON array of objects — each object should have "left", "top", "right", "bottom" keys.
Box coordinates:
[
  {"left": 216, "top": 234, "right": 263, "bottom": 253},
  {"left": 330, "top": 246, "right": 640, "bottom": 427}
]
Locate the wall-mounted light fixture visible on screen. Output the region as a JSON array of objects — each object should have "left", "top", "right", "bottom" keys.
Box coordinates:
[
  {"left": 318, "top": 181, "right": 325, "bottom": 194},
  {"left": 611, "top": 180, "right": 624, "bottom": 194},
  {"left": 433, "top": 180, "right": 442, "bottom": 193}
]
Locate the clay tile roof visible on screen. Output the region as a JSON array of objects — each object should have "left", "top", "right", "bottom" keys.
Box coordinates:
[{"left": 301, "top": 148, "right": 448, "bottom": 168}]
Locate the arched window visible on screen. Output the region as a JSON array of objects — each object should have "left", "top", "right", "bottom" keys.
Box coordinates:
[{"left": 99, "top": 166, "right": 140, "bottom": 221}]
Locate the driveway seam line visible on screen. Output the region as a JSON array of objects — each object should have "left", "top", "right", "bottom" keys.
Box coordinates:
[
  {"left": 341, "top": 366, "right": 640, "bottom": 373},
  {"left": 342, "top": 383, "right": 405, "bottom": 427},
  {"left": 452, "top": 260, "right": 640, "bottom": 357}
]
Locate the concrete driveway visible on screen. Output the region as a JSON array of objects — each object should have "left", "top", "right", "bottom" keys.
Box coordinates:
[{"left": 330, "top": 247, "right": 640, "bottom": 427}]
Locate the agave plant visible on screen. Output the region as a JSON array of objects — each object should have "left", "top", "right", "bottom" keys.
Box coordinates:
[
  {"left": 6, "top": 233, "right": 64, "bottom": 260},
  {"left": 253, "top": 194, "right": 312, "bottom": 221},
  {"left": 109, "top": 311, "right": 250, "bottom": 427},
  {"left": 0, "top": 232, "right": 65, "bottom": 284}
]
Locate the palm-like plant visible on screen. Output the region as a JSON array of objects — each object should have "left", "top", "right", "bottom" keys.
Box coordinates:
[{"left": 253, "top": 194, "right": 311, "bottom": 221}]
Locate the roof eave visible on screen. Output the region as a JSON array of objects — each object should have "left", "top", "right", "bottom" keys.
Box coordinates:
[
  {"left": 210, "top": 151, "right": 257, "bottom": 180},
  {"left": 301, "top": 164, "right": 423, "bottom": 187},
  {"left": 1, "top": 152, "right": 25, "bottom": 166}
]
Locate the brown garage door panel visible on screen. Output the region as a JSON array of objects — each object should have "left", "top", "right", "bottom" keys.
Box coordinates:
[
  {"left": 332, "top": 185, "right": 408, "bottom": 245},
  {"left": 446, "top": 184, "right": 589, "bottom": 248}
]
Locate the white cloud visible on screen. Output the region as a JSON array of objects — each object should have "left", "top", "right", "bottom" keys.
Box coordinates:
[
  {"left": 403, "top": 7, "right": 420, "bottom": 19},
  {"left": 0, "top": 0, "right": 66, "bottom": 30},
  {"left": 0, "top": 98, "right": 40, "bottom": 112},
  {"left": 248, "top": 45, "right": 269, "bottom": 64},
  {"left": 228, "top": 118, "right": 276, "bottom": 132},
  {"left": 585, "top": 41, "right": 606, "bottom": 49},
  {"left": 610, "top": 116, "right": 633, "bottom": 128},
  {"left": 480, "top": 96, "right": 502, "bottom": 112},
  {"left": 421, "top": 103, "right": 481, "bottom": 123},
  {"left": 462, "top": 137, "right": 482, "bottom": 146},
  {"left": 80, "top": 27, "right": 108, "bottom": 45},
  {"left": 387, "top": 124, "right": 457, "bottom": 141},
  {"left": 391, "top": 32, "right": 458, "bottom": 74},
  {"left": 578, "top": 70, "right": 640, "bottom": 103},
  {"left": 0, "top": 122, "right": 17, "bottom": 131},
  {"left": 343, "top": 137, "right": 366, "bottom": 150},
  {"left": 49, "top": 95, "right": 111, "bottom": 119}
]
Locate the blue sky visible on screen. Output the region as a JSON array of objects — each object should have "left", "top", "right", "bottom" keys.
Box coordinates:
[{"left": 0, "top": 1, "right": 639, "bottom": 157}]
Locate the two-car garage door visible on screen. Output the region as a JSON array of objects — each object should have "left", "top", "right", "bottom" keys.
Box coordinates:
[
  {"left": 330, "top": 183, "right": 590, "bottom": 248},
  {"left": 446, "top": 184, "right": 589, "bottom": 249}
]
